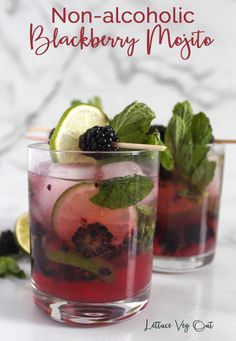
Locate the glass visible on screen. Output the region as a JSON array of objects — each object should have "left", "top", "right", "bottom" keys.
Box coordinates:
[
  {"left": 153, "top": 144, "right": 224, "bottom": 272},
  {"left": 28, "top": 143, "right": 159, "bottom": 326}
]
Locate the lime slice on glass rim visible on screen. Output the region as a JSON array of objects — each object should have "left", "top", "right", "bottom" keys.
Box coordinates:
[
  {"left": 15, "top": 213, "right": 30, "bottom": 254},
  {"left": 49, "top": 104, "right": 109, "bottom": 163}
]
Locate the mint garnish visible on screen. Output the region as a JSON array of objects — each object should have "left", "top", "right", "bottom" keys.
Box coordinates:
[
  {"left": 191, "top": 159, "right": 216, "bottom": 192},
  {"left": 192, "top": 112, "right": 213, "bottom": 144},
  {"left": 173, "top": 100, "right": 193, "bottom": 130},
  {"left": 0, "top": 256, "right": 26, "bottom": 279},
  {"left": 110, "top": 101, "right": 156, "bottom": 143},
  {"left": 136, "top": 205, "right": 155, "bottom": 252},
  {"left": 90, "top": 175, "right": 153, "bottom": 209},
  {"left": 71, "top": 96, "right": 103, "bottom": 111},
  {"left": 162, "top": 101, "right": 216, "bottom": 195}
]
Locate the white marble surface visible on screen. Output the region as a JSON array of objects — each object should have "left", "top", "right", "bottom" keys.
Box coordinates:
[{"left": 0, "top": 0, "right": 236, "bottom": 340}]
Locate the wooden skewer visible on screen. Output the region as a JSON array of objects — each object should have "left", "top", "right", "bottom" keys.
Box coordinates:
[
  {"left": 25, "top": 135, "right": 166, "bottom": 151},
  {"left": 25, "top": 136, "right": 48, "bottom": 142},
  {"left": 214, "top": 139, "right": 236, "bottom": 144},
  {"left": 113, "top": 142, "right": 166, "bottom": 151},
  {"left": 27, "top": 127, "right": 51, "bottom": 132},
  {"left": 26, "top": 127, "right": 236, "bottom": 148}
]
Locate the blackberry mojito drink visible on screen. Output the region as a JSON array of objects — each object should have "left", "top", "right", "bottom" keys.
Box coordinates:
[
  {"left": 152, "top": 101, "right": 224, "bottom": 272},
  {"left": 154, "top": 146, "right": 224, "bottom": 270},
  {"left": 28, "top": 101, "right": 160, "bottom": 325}
]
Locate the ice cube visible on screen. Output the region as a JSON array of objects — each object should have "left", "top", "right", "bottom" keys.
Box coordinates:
[
  {"left": 100, "top": 161, "right": 144, "bottom": 180},
  {"left": 29, "top": 172, "right": 77, "bottom": 231},
  {"left": 47, "top": 163, "right": 98, "bottom": 180}
]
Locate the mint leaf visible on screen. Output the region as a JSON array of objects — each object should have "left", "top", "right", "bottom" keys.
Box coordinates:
[
  {"left": 90, "top": 175, "right": 154, "bottom": 209},
  {"left": 145, "top": 131, "right": 161, "bottom": 145},
  {"left": 192, "top": 145, "right": 210, "bottom": 169},
  {"left": 87, "top": 96, "right": 103, "bottom": 111},
  {"left": 176, "top": 143, "right": 193, "bottom": 178},
  {"left": 71, "top": 99, "right": 82, "bottom": 106},
  {"left": 173, "top": 100, "right": 193, "bottom": 130},
  {"left": 164, "top": 101, "right": 216, "bottom": 195},
  {"left": 145, "top": 129, "right": 173, "bottom": 169},
  {"left": 191, "top": 159, "right": 216, "bottom": 192},
  {"left": 0, "top": 257, "right": 26, "bottom": 279},
  {"left": 136, "top": 205, "right": 155, "bottom": 252},
  {"left": 177, "top": 188, "right": 202, "bottom": 199},
  {"left": 71, "top": 96, "right": 103, "bottom": 111},
  {"left": 110, "top": 101, "right": 156, "bottom": 143},
  {"left": 165, "top": 115, "right": 187, "bottom": 155},
  {"left": 160, "top": 147, "right": 174, "bottom": 171},
  {"left": 192, "top": 112, "right": 212, "bottom": 144},
  {"left": 0, "top": 259, "right": 7, "bottom": 275},
  {"left": 136, "top": 204, "right": 155, "bottom": 217}
]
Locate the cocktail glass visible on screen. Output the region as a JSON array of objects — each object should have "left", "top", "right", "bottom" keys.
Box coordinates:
[
  {"left": 153, "top": 144, "right": 224, "bottom": 272},
  {"left": 28, "top": 143, "right": 159, "bottom": 325}
]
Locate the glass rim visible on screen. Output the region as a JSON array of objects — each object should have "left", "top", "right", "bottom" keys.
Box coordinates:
[{"left": 27, "top": 142, "right": 159, "bottom": 155}]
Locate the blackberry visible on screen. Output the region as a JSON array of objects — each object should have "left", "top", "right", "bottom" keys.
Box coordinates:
[
  {"left": 65, "top": 266, "right": 98, "bottom": 282},
  {"left": 207, "top": 227, "right": 215, "bottom": 239},
  {"left": 98, "top": 267, "right": 112, "bottom": 277},
  {"left": 38, "top": 257, "right": 63, "bottom": 277},
  {"left": 0, "top": 230, "right": 19, "bottom": 256},
  {"left": 159, "top": 229, "right": 181, "bottom": 253},
  {"left": 72, "top": 223, "right": 113, "bottom": 258},
  {"left": 103, "top": 244, "right": 123, "bottom": 260},
  {"left": 79, "top": 126, "right": 119, "bottom": 152},
  {"left": 31, "top": 236, "right": 63, "bottom": 277},
  {"left": 184, "top": 224, "right": 201, "bottom": 245},
  {"left": 159, "top": 167, "right": 173, "bottom": 180},
  {"left": 184, "top": 224, "right": 215, "bottom": 246},
  {"left": 148, "top": 125, "right": 166, "bottom": 141},
  {"left": 184, "top": 223, "right": 211, "bottom": 246}
]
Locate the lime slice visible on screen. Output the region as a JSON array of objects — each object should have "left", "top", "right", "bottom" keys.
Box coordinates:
[
  {"left": 15, "top": 213, "right": 30, "bottom": 254},
  {"left": 52, "top": 182, "right": 137, "bottom": 246},
  {"left": 50, "top": 104, "right": 109, "bottom": 163},
  {"left": 46, "top": 250, "right": 115, "bottom": 283}
]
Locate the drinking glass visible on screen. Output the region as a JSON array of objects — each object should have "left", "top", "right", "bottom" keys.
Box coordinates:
[
  {"left": 153, "top": 144, "right": 224, "bottom": 272},
  {"left": 28, "top": 143, "right": 159, "bottom": 325}
]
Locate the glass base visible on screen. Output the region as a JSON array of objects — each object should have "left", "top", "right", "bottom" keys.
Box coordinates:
[
  {"left": 153, "top": 251, "right": 215, "bottom": 273},
  {"left": 32, "top": 283, "right": 150, "bottom": 326}
]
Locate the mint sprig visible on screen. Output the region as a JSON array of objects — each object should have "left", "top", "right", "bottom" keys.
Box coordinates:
[
  {"left": 71, "top": 96, "right": 103, "bottom": 111},
  {"left": 162, "top": 101, "right": 216, "bottom": 195},
  {"left": 0, "top": 256, "right": 26, "bottom": 279},
  {"left": 110, "top": 101, "right": 155, "bottom": 143},
  {"left": 146, "top": 126, "right": 174, "bottom": 171},
  {"left": 173, "top": 100, "right": 193, "bottom": 130},
  {"left": 90, "top": 175, "right": 153, "bottom": 209}
]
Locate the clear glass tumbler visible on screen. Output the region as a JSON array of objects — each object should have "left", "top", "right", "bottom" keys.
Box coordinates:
[
  {"left": 153, "top": 144, "right": 224, "bottom": 272},
  {"left": 28, "top": 143, "right": 159, "bottom": 325}
]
